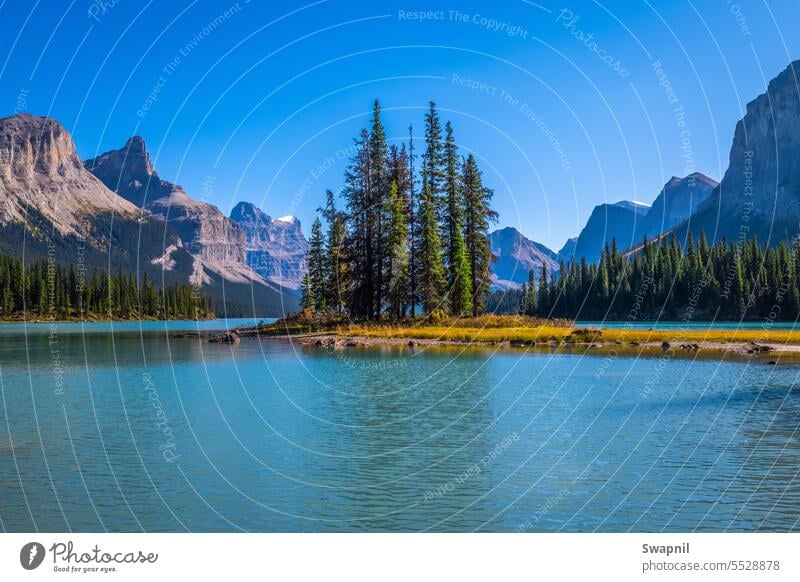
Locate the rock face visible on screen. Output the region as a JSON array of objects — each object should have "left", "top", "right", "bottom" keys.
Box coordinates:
[
  {"left": 560, "top": 173, "right": 716, "bottom": 264},
  {"left": 489, "top": 226, "right": 558, "bottom": 290},
  {"left": 570, "top": 200, "right": 650, "bottom": 264},
  {"left": 638, "top": 173, "right": 717, "bottom": 239},
  {"left": 83, "top": 136, "right": 297, "bottom": 315},
  {"left": 230, "top": 202, "right": 308, "bottom": 290},
  {"left": 0, "top": 114, "right": 138, "bottom": 235},
  {"left": 685, "top": 60, "right": 800, "bottom": 244},
  {"left": 85, "top": 137, "right": 246, "bottom": 264},
  {"left": 557, "top": 236, "right": 577, "bottom": 262},
  {"left": 0, "top": 113, "right": 198, "bottom": 283}
]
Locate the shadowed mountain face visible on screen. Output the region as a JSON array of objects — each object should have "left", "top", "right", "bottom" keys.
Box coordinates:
[
  {"left": 230, "top": 202, "right": 308, "bottom": 291},
  {"left": 489, "top": 227, "right": 558, "bottom": 290},
  {"left": 569, "top": 201, "right": 649, "bottom": 264},
  {"left": 558, "top": 173, "right": 717, "bottom": 265},
  {"left": 639, "top": 173, "right": 717, "bottom": 240},
  {"left": 557, "top": 237, "right": 577, "bottom": 262},
  {"left": 682, "top": 60, "right": 800, "bottom": 245}
]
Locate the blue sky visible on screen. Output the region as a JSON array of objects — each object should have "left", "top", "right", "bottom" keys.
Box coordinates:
[{"left": 1, "top": 0, "right": 798, "bottom": 250}]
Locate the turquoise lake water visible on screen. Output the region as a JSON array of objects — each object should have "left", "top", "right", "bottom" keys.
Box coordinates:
[{"left": 1, "top": 321, "right": 799, "bottom": 532}]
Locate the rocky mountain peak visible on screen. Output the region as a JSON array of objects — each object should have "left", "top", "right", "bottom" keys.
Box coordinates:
[
  {"left": 0, "top": 113, "right": 136, "bottom": 234},
  {"left": 230, "top": 204, "right": 308, "bottom": 290},
  {"left": 84, "top": 135, "right": 171, "bottom": 206},
  {"left": 489, "top": 226, "right": 558, "bottom": 290},
  {"left": 230, "top": 201, "right": 271, "bottom": 224},
  {"left": 0, "top": 113, "right": 82, "bottom": 178},
  {"left": 685, "top": 60, "right": 800, "bottom": 243}
]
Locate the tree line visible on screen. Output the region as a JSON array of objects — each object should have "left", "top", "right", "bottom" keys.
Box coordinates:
[
  {"left": 302, "top": 101, "right": 497, "bottom": 320},
  {"left": 490, "top": 232, "right": 800, "bottom": 321},
  {"left": 0, "top": 250, "right": 213, "bottom": 320}
]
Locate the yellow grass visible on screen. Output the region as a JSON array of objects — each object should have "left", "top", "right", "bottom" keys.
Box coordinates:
[
  {"left": 261, "top": 314, "right": 800, "bottom": 345},
  {"left": 332, "top": 324, "right": 800, "bottom": 345}
]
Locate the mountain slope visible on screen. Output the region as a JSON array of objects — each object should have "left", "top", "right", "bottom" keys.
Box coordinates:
[
  {"left": 570, "top": 201, "right": 649, "bottom": 264},
  {"left": 638, "top": 173, "right": 717, "bottom": 239},
  {"left": 0, "top": 114, "right": 138, "bottom": 234},
  {"left": 682, "top": 60, "right": 800, "bottom": 244},
  {"left": 84, "top": 136, "right": 297, "bottom": 315},
  {"left": 230, "top": 202, "right": 307, "bottom": 291},
  {"left": 489, "top": 226, "right": 558, "bottom": 290},
  {"left": 0, "top": 113, "right": 198, "bottom": 283}
]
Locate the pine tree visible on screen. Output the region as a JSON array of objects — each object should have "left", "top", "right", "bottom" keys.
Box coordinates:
[
  {"left": 462, "top": 154, "right": 497, "bottom": 315},
  {"left": 423, "top": 101, "right": 446, "bottom": 223},
  {"left": 384, "top": 180, "right": 409, "bottom": 319},
  {"left": 443, "top": 121, "right": 472, "bottom": 315},
  {"left": 418, "top": 169, "right": 447, "bottom": 314},
  {"left": 308, "top": 217, "right": 327, "bottom": 314},
  {"left": 407, "top": 125, "right": 418, "bottom": 318},
  {"left": 369, "top": 100, "right": 389, "bottom": 316},
  {"left": 321, "top": 190, "right": 348, "bottom": 316}
]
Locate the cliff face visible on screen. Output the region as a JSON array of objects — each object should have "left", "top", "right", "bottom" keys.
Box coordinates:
[
  {"left": 85, "top": 137, "right": 247, "bottom": 264},
  {"left": 489, "top": 227, "right": 558, "bottom": 290},
  {"left": 639, "top": 173, "right": 717, "bottom": 238},
  {"left": 570, "top": 201, "right": 648, "bottom": 264},
  {"left": 0, "top": 113, "right": 198, "bottom": 283},
  {"left": 687, "top": 60, "right": 800, "bottom": 243},
  {"left": 230, "top": 202, "right": 308, "bottom": 290},
  {"left": 0, "top": 114, "right": 138, "bottom": 235}
]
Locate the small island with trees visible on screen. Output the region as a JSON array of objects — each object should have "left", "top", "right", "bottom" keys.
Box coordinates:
[{"left": 254, "top": 99, "right": 800, "bottom": 359}]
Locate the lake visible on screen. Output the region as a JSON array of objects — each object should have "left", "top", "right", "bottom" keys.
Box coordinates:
[{"left": 1, "top": 321, "right": 799, "bottom": 532}]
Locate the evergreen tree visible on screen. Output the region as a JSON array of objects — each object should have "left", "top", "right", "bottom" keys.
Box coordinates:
[
  {"left": 423, "top": 101, "right": 446, "bottom": 223},
  {"left": 308, "top": 217, "right": 327, "bottom": 313},
  {"left": 418, "top": 169, "right": 447, "bottom": 314},
  {"left": 322, "top": 190, "right": 348, "bottom": 315},
  {"left": 443, "top": 121, "right": 472, "bottom": 315},
  {"left": 384, "top": 180, "right": 409, "bottom": 319},
  {"left": 462, "top": 154, "right": 497, "bottom": 315}
]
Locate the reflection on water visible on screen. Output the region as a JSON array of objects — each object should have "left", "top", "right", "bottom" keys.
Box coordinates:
[{"left": 0, "top": 323, "right": 799, "bottom": 532}]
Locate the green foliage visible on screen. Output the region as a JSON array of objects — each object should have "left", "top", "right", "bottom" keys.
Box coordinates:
[
  {"left": 384, "top": 180, "right": 409, "bottom": 320},
  {"left": 462, "top": 154, "right": 498, "bottom": 315},
  {"left": 0, "top": 250, "right": 212, "bottom": 320},
  {"left": 306, "top": 99, "right": 496, "bottom": 321},
  {"left": 507, "top": 233, "right": 800, "bottom": 322},
  {"left": 419, "top": 170, "right": 448, "bottom": 313}
]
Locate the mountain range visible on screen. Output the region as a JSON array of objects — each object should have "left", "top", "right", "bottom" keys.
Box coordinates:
[
  {"left": 0, "top": 114, "right": 307, "bottom": 316},
  {"left": 489, "top": 172, "right": 718, "bottom": 289},
  {"left": 1, "top": 59, "right": 797, "bottom": 310}
]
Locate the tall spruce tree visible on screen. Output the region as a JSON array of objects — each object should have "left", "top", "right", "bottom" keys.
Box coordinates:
[
  {"left": 407, "top": 124, "right": 418, "bottom": 317},
  {"left": 418, "top": 168, "right": 447, "bottom": 314},
  {"left": 423, "top": 102, "right": 446, "bottom": 224},
  {"left": 369, "top": 100, "right": 389, "bottom": 316},
  {"left": 308, "top": 217, "right": 327, "bottom": 313},
  {"left": 384, "top": 180, "right": 409, "bottom": 319},
  {"left": 462, "top": 154, "right": 497, "bottom": 315},
  {"left": 443, "top": 121, "right": 472, "bottom": 315},
  {"left": 342, "top": 129, "right": 372, "bottom": 319},
  {"left": 321, "top": 190, "right": 348, "bottom": 315}
]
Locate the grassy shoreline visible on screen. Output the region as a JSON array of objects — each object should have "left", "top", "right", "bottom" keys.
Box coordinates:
[{"left": 246, "top": 315, "right": 800, "bottom": 359}]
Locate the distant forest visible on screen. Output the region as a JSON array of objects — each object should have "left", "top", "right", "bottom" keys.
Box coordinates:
[
  {"left": 0, "top": 249, "right": 213, "bottom": 320},
  {"left": 488, "top": 233, "right": 800, "bottom": 322}
]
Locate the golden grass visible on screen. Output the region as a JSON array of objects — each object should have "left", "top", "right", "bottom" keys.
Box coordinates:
[
  {"left": 330, "top": 324, "right": 800, "bottom": 345},
  {"left": 259, "top": 314, "right": 800, "bottom": 345}
]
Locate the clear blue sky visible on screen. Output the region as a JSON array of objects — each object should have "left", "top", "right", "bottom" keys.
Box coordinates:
[{"left": 1, "top": 0, "right": 798, "bottom": 250}]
